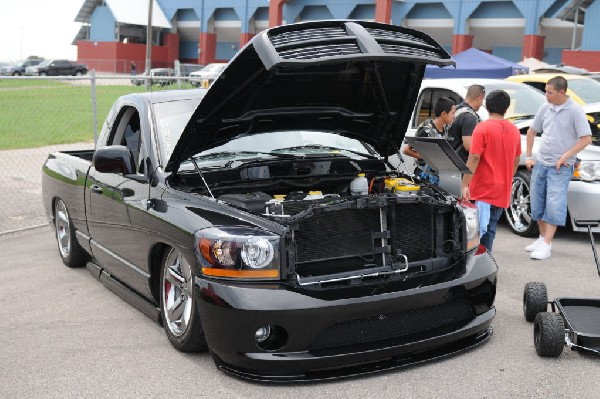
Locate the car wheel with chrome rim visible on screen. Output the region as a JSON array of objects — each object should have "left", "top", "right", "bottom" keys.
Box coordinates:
[
  {"left": 54, "top": 198, "right": 87, "bottom": 267},
  {"left": 506, "top": 170, "right": 539, "bottom": 237},
  {"left": 160, "top": 247, "right": 208, "bottom": 352}
]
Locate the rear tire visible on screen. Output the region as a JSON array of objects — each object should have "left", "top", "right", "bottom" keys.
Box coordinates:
[
  {"left": 160, "top": 248, "right": 208, "bottom": 352},
  {"left": 506, "top": 170, "right": 539, "bottom": 237},
  {"left": 534, "top": 312, "right": 565, "bottom": 357},
  {"left": 54, "top": 198, "right": 87, "bottom": 267},
  {"left": 523, "top": 282, "right": 548, "bottom": 322},
  {"left": 40, "top": 71, "right": 47, "bottom": 76}
]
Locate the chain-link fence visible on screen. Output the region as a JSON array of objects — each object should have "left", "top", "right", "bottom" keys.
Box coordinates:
[{"left": 0, "top": 74, "right": 198, "bottom": 235}]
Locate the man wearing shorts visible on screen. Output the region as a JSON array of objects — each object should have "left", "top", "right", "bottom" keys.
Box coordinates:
[{"left": 525, "top": 76, "right": 592, "bottom": 260}]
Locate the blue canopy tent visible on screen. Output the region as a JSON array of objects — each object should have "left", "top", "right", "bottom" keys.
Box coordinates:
[{"left": 425, "top": 48, "right": 528, "bottom": 79}]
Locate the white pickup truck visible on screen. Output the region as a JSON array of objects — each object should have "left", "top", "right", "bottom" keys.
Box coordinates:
[{"left": 399, "top": 78, "right": 600, "bottom": 237}]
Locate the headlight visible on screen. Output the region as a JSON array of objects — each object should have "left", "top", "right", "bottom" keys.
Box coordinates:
[
  {"left": 574, "top": 161, "right": 600, "bottom": 181},
  {"left": 459, "top": 199, "right": 480, "bottom": 251},
  {"left": 195, "top": 226, "right": 280, "bottom": 279}
]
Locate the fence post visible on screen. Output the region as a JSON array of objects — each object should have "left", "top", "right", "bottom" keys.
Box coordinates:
[{"left": 90, "top": 69, "right": 98, "bottom": 145}]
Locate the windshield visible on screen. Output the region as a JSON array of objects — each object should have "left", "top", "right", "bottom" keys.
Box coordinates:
[
  {"left": 481, "top": 82, "right": 546, "bottom": 119},
  {"left": 153, "top": 98, "right": 201, "bottom": 163},
  {"left": 567, "top": 78, "right": 600, "bottom": 104},
  {"left": 36, "top": 60, "right": 50, "bottom": 67},
  {"left": 187, "top": 130, "right": 378, "bottom": 167}
]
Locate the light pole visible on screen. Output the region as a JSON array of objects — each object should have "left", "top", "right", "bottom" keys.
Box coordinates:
[
  {"left": 145, "top": 0, "right": 153, "bottom": 89},
  {"left": 20, "top": 28, "right": 23, "bottom": 60}
]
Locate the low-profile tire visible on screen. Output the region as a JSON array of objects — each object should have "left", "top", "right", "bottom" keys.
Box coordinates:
[
  {"left": 534, "top": 312, "right": 565, "bottom": 357},
  {"left": 505, "top": 169, "right": 539, "bottom": 237},
  {"left": 54, "top": 198, "right": 87, "bottom": 267},
  {"left": 523, "top": 282, "right": 548, "bottom": 322},
  {"left": 160, "top": 247, "right": 208, "bottom": 352}
]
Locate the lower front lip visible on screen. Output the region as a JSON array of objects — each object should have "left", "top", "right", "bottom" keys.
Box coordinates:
[{"left": 193, "top": 251, "right": 497, "bottom": 380}]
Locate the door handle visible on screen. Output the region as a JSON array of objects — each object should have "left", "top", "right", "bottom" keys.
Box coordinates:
[{"left": 90, "top": 184, "right": 103, "bottom": 194}]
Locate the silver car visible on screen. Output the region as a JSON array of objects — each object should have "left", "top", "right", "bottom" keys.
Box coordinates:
[
  {"left": 401, "top": 78, "right": 600, "bottom": 236},
  {"left": 188, "top": 63, "right": 227, "bottom": 88}
]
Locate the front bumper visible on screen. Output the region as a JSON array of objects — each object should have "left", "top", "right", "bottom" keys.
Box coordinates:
[
  {"left": 194, "top": 250, "right": 497, "bottom": 381},
  {"left": 568, "top": 180, "right": 600, "bottom": 232}
]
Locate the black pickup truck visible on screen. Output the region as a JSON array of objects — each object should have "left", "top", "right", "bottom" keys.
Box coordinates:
[
  {"left": 27, "top": 59, "right": 87, "bottom": 76},
  {"left": 42, "top": 20, "right": 497, "bottom": 381}
]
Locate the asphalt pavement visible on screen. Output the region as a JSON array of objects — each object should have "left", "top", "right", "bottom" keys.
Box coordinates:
[{"left": 1, "top": 223, "right": 600, "bottom": 398}]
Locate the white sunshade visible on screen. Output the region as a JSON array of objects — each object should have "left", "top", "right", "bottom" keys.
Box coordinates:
[{"left": 106, "top": 0, "right": 171, "bottom": 28}]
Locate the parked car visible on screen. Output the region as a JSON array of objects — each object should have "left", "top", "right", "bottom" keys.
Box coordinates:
[
  {"left": 0, "top": 58, "right": 44, "bottom": 76},
  {"left": 188, "top": 62, "right": 227, "bottom": 88},
  {"left": 400, "top": 78, "right": 600, "bottom": 237},
  {"left": 506, "top": 73, "right": 600, "bottom": 105},
  {"left": 26, "top": 59, "right": 87, "bottom": 76},
  {"left": 178, "top": 63, "right": 204, "bottom": 77},
  {"left": 131, "top": 67, "right": 175, "bottom": 86},
  {"left": 41, "top": 20, "right": 497, "bottom": 381}
]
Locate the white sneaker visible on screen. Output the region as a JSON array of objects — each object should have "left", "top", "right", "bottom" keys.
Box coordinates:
[
  {"left": 530, "top": 242, "right": 552, "bottom": 260},
  {"left": 525, "top": 236, "right": 544, "bottom": 252}
]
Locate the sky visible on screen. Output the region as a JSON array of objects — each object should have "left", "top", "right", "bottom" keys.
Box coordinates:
[{"left": 0, "top": 0, "right": 83, "bottom": 62}]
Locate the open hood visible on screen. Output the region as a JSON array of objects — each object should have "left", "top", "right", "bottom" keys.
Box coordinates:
[{"left": 166, "top": 20, "right": 454, "bottom": 172}]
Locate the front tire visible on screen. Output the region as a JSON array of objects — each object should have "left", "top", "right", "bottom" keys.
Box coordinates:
[
  {"left": 523, "top": 282, "right": 548, "bottom": 322},
  {"left": 54, "top": 198, "right": 87, "bottom": 267},
  {"left": 39, "top": 71, "right": 47, "bottom": 76},
  {"left": 160, "top": 248, "right": 208, "bottom": 352},
  {"left": 506, "top": 169, "right": 539, "bottom": 237},
  {"left": 534, "top": 312, "right": 565, "bottom": 357}
]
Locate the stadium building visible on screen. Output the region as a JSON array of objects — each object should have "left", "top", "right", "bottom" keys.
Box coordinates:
[{"left": 73, "top": 0, "right": 600, "bottom": 73}]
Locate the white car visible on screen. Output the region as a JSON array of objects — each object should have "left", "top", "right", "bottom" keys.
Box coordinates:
[
  {"left": 188, "top": 63, "right": 227, "bottom": 88},
  {"left": 399, "top": 78, "right": 600, "bottom": 236}
]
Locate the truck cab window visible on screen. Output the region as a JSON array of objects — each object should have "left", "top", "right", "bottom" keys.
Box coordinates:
[
  {"left": 122, "top": 114, "right": 141, "bottom": 169},
  {"left": 109, "top": 107, "right": 142, "bottom": 173}
]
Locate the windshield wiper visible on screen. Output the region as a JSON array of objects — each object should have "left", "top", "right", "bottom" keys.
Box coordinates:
[
  {"left": 196, "top": 151, "right": 296, "bottom": 160},
  {"left": 272, "top": 145, "right": 379, "bottom": 159}
]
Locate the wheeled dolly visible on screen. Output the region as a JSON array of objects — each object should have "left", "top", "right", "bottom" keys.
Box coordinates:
[{"left": 523, "top": 221, "right": 600, "bottom": 357}]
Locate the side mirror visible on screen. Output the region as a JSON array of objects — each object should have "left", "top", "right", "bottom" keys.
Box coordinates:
[{"left": 94, "top": 145, "right": 136, "bottom": 174}]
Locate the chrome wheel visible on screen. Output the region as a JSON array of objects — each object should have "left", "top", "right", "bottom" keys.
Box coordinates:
[
  {"left": 162, "top": 249, "right": 194, "bottom": 337},
  {"left": 506, "top": 170, "right": 538, "bottom": 237},
  {"left": 55, "top": 199, "right": 71, "bottom": 260}
]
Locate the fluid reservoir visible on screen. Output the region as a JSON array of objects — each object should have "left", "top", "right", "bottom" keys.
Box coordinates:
[
  {"left": 304, "top": 191, "right": 324, "bottom": 200},
  {"left": 350, "top": 173, "right": 369, "bottom": 195}
]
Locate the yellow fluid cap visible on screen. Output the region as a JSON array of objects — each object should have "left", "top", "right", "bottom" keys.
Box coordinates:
[
  {"left": 274, "top": 194, "right": 286, "bottom": 200},
  {"left": 308, "top": 191, "right": 322, "bottom": 195},
  {"left": 358, "top": 173, "right": 366, "bottom": 177}
]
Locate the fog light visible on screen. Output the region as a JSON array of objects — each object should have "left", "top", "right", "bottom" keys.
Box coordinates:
[{"left": 255, "top": 325, "right": 272, "bottom": 343}]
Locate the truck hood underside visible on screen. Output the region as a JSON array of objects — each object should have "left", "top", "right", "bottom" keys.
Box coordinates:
[{"left": 166, "top": 20, "right": 454, "bottom": 172}]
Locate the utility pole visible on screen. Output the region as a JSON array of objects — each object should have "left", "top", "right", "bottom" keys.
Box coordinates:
[{"left": 145, "top": 0, "right": 153, "bottom": 89}]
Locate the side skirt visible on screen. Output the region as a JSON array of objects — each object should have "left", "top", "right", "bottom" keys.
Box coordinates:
[{"left": 86, "top": 262, "right": 161, "bottom": 324}]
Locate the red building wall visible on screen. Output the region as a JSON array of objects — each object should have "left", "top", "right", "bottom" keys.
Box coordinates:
[
  {"left": 77, "top": 34, "right": 179, "bottom": 74},
  {"left": 562, "top": 50, "right": 600, "bottom": 72}
]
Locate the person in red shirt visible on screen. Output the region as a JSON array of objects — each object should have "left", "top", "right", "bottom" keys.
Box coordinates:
[{"left": 461, "top": 90, "right": 521, "bottom": 252}]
